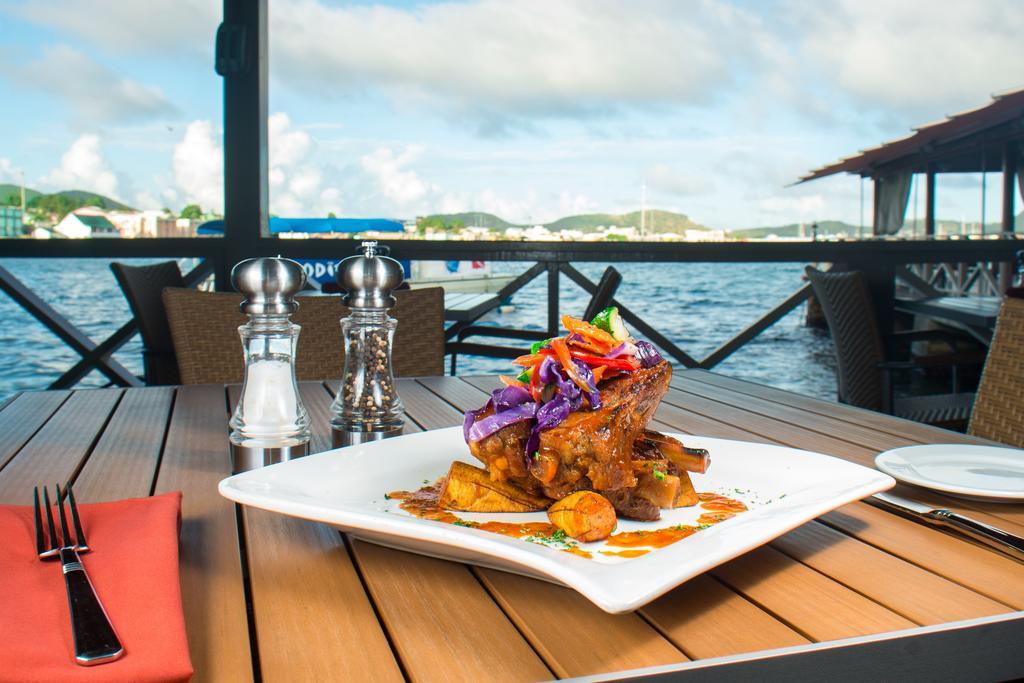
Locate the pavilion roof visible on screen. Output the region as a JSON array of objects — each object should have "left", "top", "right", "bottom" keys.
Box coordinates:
[{"left": 798, "top": 87, "right": 1024, "bottom": 183}]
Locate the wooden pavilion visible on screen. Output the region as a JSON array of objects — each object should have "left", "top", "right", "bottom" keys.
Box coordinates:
[{"left": 799, "top": 88, "right": 1024, "bottom": 238}]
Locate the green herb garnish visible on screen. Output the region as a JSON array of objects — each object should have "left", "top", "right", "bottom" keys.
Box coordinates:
[
  {"left": 453, "top": 519, "right": 475, "bottom": 528},
  {"left": 384, "top": 492, "right": 391, "bottom": 500},
  {"left": 652, "top": 470, "right": 666, "bottom": 481}
]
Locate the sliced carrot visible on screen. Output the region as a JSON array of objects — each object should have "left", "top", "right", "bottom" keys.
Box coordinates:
[
  {"left": 499, "top": 375, "right": 527, "bottom": 388},
  {"left": 512, "top": 352, "right": 546, "bottom": 367},
  {"left": 561, "top": 315, "right": 616, "bottom": 351}
]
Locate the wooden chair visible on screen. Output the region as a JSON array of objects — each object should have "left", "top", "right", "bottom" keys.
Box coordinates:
[
  {"left": 447, "top": 265, "right": 623, "bottom": 373},
  {"left": 110, "top": 260, "right": 185, "bottom": 385},
  {"left": 162, "top": 287, "right": 444, "bottom": 384},
  {"left": 805, "top": 266, "right": 976, "bottom": 428},
  {"left": 968, "top": 289, "right": 1024, "bottom": 447}
]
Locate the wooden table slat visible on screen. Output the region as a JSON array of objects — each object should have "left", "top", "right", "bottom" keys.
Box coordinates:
[
  {"left": 713, "top": 545, "right": 918, "bottom": 641},
  {"left": 0, "top": 389, "right": 70, "bottom": 472},
  {"left": 350, "top": 540, "right": 554, "bottom": 683},
  {"left": 74, "top": 386, "right": 175, "bottom": 503},
  {"left": 640, "top": 574, "right": 811, "bottom": 659},
  {"left": 0, "top": 388, "right": 121, "bottom": 503},
  {"left": 235, "top": 383, "right": 404, "bottom": 682},
  {"left": 476, "top": 568, "right": 689, "bottom": 677},
  {"left": 153, "top": 384, "right": 254, "bottom": 682}
]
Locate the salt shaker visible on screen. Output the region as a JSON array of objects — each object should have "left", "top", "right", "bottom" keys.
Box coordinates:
[
  {"left": 229, "top": 257, "right": 311, "bottom": 471},
  {"left": 330, "top": 241, "right": 405, "bottom": 446}
]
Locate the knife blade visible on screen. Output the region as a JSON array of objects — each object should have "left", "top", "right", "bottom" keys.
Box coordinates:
[{"left": 870, "top": 492, "right": 1024, "bottom": 561}]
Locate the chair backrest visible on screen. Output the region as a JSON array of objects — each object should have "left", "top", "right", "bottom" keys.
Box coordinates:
[
  {"left": 805, "top": 267, "right": 887, "bottom": 410},
  {"left": 163, "top": 286, "right": 445, "bottom": 385},
  {"left": 583, "top": 266, "right": 623, "bottom": 321},
  {"left": 110, "top": 260, "right": 185, "bottom": 385},
  {"left": 968, "top": 293, "right": 1024, "bottom": 447}
]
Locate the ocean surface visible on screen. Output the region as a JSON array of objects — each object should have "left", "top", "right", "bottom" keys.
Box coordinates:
[{"left": 0, "top": 258, "right": 837, "bottom": 402}]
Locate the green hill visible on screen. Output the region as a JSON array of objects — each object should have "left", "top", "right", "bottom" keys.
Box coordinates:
[
  {"left": 51, "top": 190, "right": 134, "bottom": 211},
  {"left": 546, "top": 210, "right": 708, "bottom": 233},
  {"left": 0, "top": 184, "right": 42, "bottom": 205},
  {"left": 729, "top": 220, "right": 859, "bottom": 239},
  {"left": 421, "top": 212, "right": 520, "bottom": 230},
  {"left": 1, "top": 185, "right": 133, "bottom": 213}
]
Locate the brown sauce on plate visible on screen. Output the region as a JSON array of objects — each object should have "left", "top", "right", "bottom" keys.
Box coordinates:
[{"left": 389, "top": 484, "right": 747, "bottom": 560}]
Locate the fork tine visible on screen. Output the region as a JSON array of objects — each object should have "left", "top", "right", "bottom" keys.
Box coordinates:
[
  {"left": 33, "top": 487, "right": 46, "bottom": 554},
  {"left": 68, "top": 485, "right": 87, "bottom": 550},
  {"left": 43, "top": 486, "right": 59, "bottom": 550},
  {"left": 56, "top": 484, "right": 73, "bottom": 548}
]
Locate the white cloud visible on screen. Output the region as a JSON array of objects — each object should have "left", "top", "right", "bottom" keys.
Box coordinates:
[
  {"left": 644, "top": 163, "right": 713, "bottom": 197},
  {"left": 172, "top": 120, "right": 223, "bottom": 213},
  {"left": 14, "top": 45, "right": 179, "bottom": 125},
  {"left": 15, "top": 0, "right": 217, "bottom": 57},
  {"left": 360, "top": 146, "right": 436, "bottom": 206},
  {"left": 40, "top": 134, "right": 119, "bottom": 198},
  {"left": 787, "top": 0, "right": 1024, "bottom": 115},
  {"left": 0, "top": 158, "right": 16, "bottom": 183},
  {"left": 268, "top": 113, "right": 342, "bottom": 216},
  {"left": 271, "top": 0, "right": 771, "bottom": 129}
]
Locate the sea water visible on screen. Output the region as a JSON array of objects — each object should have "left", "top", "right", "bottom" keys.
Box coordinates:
[{"left": 0, "top": 258, "right": 836, "bottom": 402}]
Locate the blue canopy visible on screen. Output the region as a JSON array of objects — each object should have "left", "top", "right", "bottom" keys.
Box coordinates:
[{"left": 196, "top": 217, "right": 405, "bottom": 235}]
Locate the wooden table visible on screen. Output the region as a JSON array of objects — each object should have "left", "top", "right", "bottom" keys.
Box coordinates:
[
  {"left": 1, "top": 371, "right": 1022, "bottom": 681},
  {"left": 896, "top": 295, "right": 1002, "bottom": 343}
]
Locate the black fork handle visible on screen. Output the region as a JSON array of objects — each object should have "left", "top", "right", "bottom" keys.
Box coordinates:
[{"left": 58, "top": 548, "right": 124, "bottom": 665}]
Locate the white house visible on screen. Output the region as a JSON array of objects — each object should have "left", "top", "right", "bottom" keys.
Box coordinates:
[{"left": 53, "top": 212, "right": 120, "bottom": 238}]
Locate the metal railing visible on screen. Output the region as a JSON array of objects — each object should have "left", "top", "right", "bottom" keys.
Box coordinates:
[{"left": 0, "top": 235, "right": 1019, "bottom": 391}]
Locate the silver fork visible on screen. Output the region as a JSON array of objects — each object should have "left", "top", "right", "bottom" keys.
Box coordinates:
[{"left": 34, "top": 485, "right": 125, "bottom": 666}]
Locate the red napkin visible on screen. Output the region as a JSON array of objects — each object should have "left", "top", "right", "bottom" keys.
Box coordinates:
[{"left": 0, "top": 492, "right": 193, "bottom": 682}]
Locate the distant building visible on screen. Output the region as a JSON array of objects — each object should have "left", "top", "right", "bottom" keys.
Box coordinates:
[
  {"left": 0, "top": 206, "right": 24, "bottom": 237},
  {"left": 54, "top": 211, "right": 120, "bottom": 238}
]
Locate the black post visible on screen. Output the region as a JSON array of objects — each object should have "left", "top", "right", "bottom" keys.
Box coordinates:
[
  {"left": 1002, "top": 143, "right": 1016, "bottom": 236},
  {"left": 547, "top": 263, "right": 559, "bottom": 336},
  {"left": 217, "top": 0, "right": 268, "bottom": 290},
  {"left": 925, "top": 166, "right": 936, "bottom": 237}
]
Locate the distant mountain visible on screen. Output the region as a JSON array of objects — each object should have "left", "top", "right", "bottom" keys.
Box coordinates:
[
  {"left": 422, "top": 212, "right": 521, "bottom": 230},
  {"left": 0, "top": 184, "right": 42, "bottom": 205},
  {"left": 729, "top": 220, "right": 859, "bottom": 239},
  {"left": 50, "top": 190, "right": 134, "bottom": 211},
  {"left": 0, "top": 185, "right": 134, "bottom": 212},
  {"left": 546, "top": 210, "right": 708, "bottom": 233}
]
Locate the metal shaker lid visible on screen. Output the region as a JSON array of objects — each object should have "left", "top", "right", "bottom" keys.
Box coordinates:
[
  {"left": 336, "top": 241, "right": 405, "bottom": 309},
  {"left": 231, "top": 256, "right": 307, "bottom": 315}
]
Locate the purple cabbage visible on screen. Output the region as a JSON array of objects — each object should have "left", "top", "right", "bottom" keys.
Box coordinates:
[
  {"left": 462, "top": 399, "right": 492, "bottom": 442},
  {"left": 524, "top": 393, "right": 572, "bottom": 462},
  {"left": 571, "top": 358, "right": 602, "bottom": 409},
  {"left": 490, "top": 385, "right": 532, "bottom": 412},
  {"left": 466, "top": 401, "right": 538, "bottom": 442},
  {"left": 634, "top": 340, "right": 664, "bottom": 368}
]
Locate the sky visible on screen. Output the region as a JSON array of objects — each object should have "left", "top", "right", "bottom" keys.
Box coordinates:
[{"left": 0, "top": 0, "right": 1021, "bottom": 230}]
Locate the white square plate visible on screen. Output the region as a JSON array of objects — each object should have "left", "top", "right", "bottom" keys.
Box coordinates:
[{"left": 219, "top": 427, "right": 894, "bottom": 613}]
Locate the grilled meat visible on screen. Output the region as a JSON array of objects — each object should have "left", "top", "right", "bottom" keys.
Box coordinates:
[{"left": 468, "top": 360, "right": 672, "bottom": 500}]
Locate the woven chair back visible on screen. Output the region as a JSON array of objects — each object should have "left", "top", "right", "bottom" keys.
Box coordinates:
[
  {"left": 805, "top": 267, "right": 886, "bottom": 410},
  {"left": 163, "top": 286, "right": 444, "bottom": 384},
  {"left": 110, "top": 260, "right": 185, "bottom": 385},
  {"left": 968, "top": 294, "right": 1024, "bottom": 448}
]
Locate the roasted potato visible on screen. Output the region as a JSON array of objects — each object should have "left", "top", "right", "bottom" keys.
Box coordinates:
[
  {"left": 439, "top": 461, "right": 551, "bottom": 512},
  {"left": 674, "top": 471, "right": 699, "bottom": 507},
  {"left": 547, "top": 491, "right": 617, "bottom": 542}
]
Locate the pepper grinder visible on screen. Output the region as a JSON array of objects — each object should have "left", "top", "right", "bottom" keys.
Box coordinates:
[
  {"left": 229, "top": 257, "right": 311, "bottom": 472},
  {"left": 330, "top": 241, "right": 405, "bottom": 446}
]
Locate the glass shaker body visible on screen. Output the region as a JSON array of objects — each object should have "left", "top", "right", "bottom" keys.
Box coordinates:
[
  {"left": 230, "top": 315, "right": 311, "bottom": 448},
  {"left": 330, "top": 308, "right": 404, "bottom": 434}
]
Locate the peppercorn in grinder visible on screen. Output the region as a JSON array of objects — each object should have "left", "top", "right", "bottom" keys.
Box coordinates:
[{"left": 330, "top": 241, "right": 406, "bottom": 446}]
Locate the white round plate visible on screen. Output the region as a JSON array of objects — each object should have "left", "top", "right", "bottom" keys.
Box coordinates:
[{"left": 875, "top": 444, "right": 1024, "bottom": 502}]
